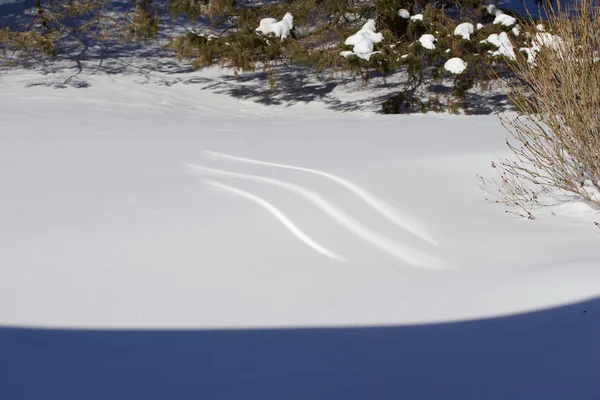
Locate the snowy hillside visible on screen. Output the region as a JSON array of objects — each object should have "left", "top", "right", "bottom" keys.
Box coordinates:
[{"left": 1, "top": 61, "right": 599, "bottom": 399}]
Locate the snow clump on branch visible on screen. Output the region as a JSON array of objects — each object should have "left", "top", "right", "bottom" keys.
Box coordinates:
[
  {"left": 256, "top": 12, "right": 294, "bottom": 39},
  {"left": 340, "top": 19, "right": 383, "bottom": 60}
]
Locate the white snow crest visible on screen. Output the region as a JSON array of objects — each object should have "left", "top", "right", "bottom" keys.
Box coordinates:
[
  {"left": 519, "top": 32, "right": 566, "bottom": 63},
  {"left": 494, "top": 14, "right": 516, "bottom": 27},
  {"left": 341, "top": 19, "right": 383, "bottom": 60},
  {"left": 398, "top": 8, "right": 410, "bottom": 19},
  {"left": 487, "top": 4, "right": 516, "bottom": 27},
  {"left": 454, "top": 22, "right": 475, "bottom": 40},
  {"left": 444, "top": 57, "right": 467, "bottom": 74},
  {"left": 256, "top": 12, "right": 294, "bottom": 39},
  {"left": 482, "top": 32, "right": 515, "bottom": 60},
  {"left": 486, "top": 4, "right": 503, "bottom": 17},
  {"left": 418, "top": 34, "right": 436, "bottom": 50},
  {"left": 410, "top": 14, "right": 423, "bottom": 21}
]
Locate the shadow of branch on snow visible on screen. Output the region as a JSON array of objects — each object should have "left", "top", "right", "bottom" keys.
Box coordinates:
[{"left": 1, "top": 1, "right": 515, "bottom": 114}]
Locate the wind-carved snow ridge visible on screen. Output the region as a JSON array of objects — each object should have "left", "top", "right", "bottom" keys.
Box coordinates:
[
  {"left": 188, "top": 162, "right": 445, "bottom": 270},
  {"left": 204, "top": 150, "right": 438, "bottom": 245},
  {"left": 204, "top": 180, "right": 346, "bottom": 262}
]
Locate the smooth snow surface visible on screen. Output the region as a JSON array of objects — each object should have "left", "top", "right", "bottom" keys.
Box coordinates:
[
  {"left": 454, "top": 22, "right": 474, "bottom": 40},
  {"left": 256, "top": 12, "right": 294, "bottom": 39},
  {"left": 444, "top": 57, "right": 467, "bottom": 74},
  {"left": 410, "top": 13, "right": 423, "bottom": 21},
  {"left": 418, "top": 34, "right": 436, "bottom": 49},
  {"left": 1, "top": 65, "right": 600, "bottom": 400},
  {"left": 2, "top": 69, "right": 599, "bottom": 327}
]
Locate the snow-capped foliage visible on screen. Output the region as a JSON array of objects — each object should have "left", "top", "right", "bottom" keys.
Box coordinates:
[
  {"left": 444, "top": 57, "right": 467, "bottom": 74},
  {"left": 398, "top": 9, "right": 410, "bottom": 19},
  {"left": 520, "top": 32, "right": 565, "bottom": 62},
  {"left": 486, "top": 4, "right": 503, "bottom": 17},
  {"left": 481, "top": 33, "right": 500, "bottom": 47},
  {"left": 454, "top": 23, "right": 475, "bottom": 40},
  {"left": 533, "top": 32, "right": 564, "bottom": 51},
  {"left": 410, "top": 14, "right": 423, "bottom": 21},
  {"left": 256, "top": 13, "right": 294, "bottom": 39},
  {"left": 537, "top": 24, "right": 545, "bottom": 31},
  {"left": 482, "top": 32, "right": 516, "bottom": 60},
  {"left": 476, "top": 23, "right": 484, "bottom": 30},
  {"left": 341, "top": 19, "right": 383, "bottom": 60},
  {"left": 487, "top": 4, "right": 516, "bottom": 27},
  {"left": 512, "top": 25, "right": 521, "bottom": 36},
  {"left": 418, "top": 34, "right": 436, "bottom": 50},
  {"left": 519, "top": 47, "right": 536, "bottom": 63},
  {"left": 494, "top": 14, "right": 516, "bottom": 27}
]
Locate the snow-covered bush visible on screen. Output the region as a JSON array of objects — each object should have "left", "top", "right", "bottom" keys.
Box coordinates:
[
  {"left": 491, "top": 0, "right": 600, "bottom": 216},
  {"left": 1, "top": 0, "right": 524, "bottom": 113}
]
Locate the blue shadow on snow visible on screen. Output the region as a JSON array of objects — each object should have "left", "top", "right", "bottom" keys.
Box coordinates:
[{"left": 1, "top": 297, "right": 599, "bottom": 399}]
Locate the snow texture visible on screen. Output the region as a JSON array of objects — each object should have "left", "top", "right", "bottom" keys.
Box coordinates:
[
  {"left": 444, "top": 57, "right": 467, "bottom": 74},
  {"left": 454, "top": 22, "right": 475, "bottom": 40},
  {"left": 410, "top": 13, "right": 423, "bottom": 21},
  {"left": 418, "top": 34, "right": 436, "bottom": 50},
  {"left": 256, "top": 12, "right": 294, "bottom": 39},
  {"left": 476, "top": 23, "right": 484, "bottom": 30}
]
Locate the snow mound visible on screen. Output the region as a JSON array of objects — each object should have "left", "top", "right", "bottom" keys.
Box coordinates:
[
  {"left": 410, "top": 14, "right": 423, "bottom": 21},
  {"left": 454, "top": 22, "right": 475, "bottom": 40},
  {"left": 418, "top": 34, "right": 436, "bottom": 50},
  {"left": 476, "top": 23, "right": 484, "bottom": 30},
  {"left": 256, "top": 12, "right": 294, "bottom": 39},
  {"left": 444, "top": 57, "right": 467, "bottom": 74},
  {"left": 341, "top": 19, "right": 383, "bottom": 60},
  {"left": 398, "top": 9, "right": 410, "bottom": 19}
]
